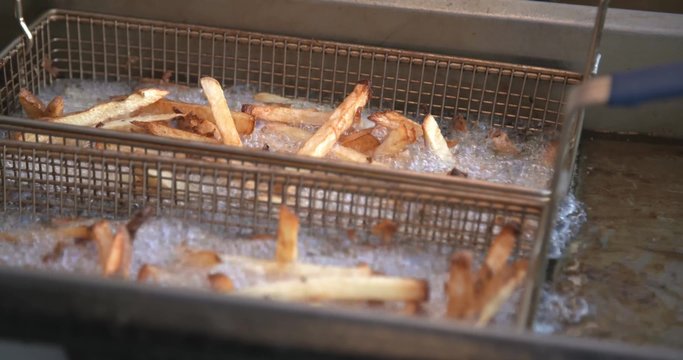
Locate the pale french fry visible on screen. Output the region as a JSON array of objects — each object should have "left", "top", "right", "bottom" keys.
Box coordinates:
[
  {"left": 339, "top": 128, "right": 380, "bottom": 156},
  {"left": 242, "top": 104, "right": 331, "bottom": 126},
  {"left": 330, "top": 145, "right": 371, "bottom": 163},
  {"left": 98, "top": 113, "right": 181, "bottom": 132},
  {"left": 50, "top": 88, "right": 169, "bottom": 127},
  {"left": 422, "top": 114, "right": 454, "bottom": 164},
  {"left": 208, "top": 273, "right": 234, "bottom": 292},
  {"left": 475, "top": 260, "right": 528, "bottom": 327},
  {"left": 297, "top": 81, "right": 371, "bottom": 157},
  {"left": 18, "top": 88, "right": 46, "bottom": 119},
  {"left": 132, "top": 121, "right": 221, "bottom": 144},
  {"left": 373, "top": 123, "right": 417, "bottom": 158},
  {"left": 179, "top": 248, "right": 222, "bottom": 268},
  {"left": 446, "top": 251, "right": 475, "bottom": 319},
  {"left": 481, "top": 224, "right": 518, "bottom": 276},
  {"left": 45, "top": 96, "right": 64, "bottom": 118},
  {"left": 253, "top": 92, "right": 294, "bottom": 104},
  {"left": 237, "top": 275, "right": 429, "bottom": 302},
  {"left": 200, "top": 77, "right": 242, "bottom": 146},
  {"left": 276, "top": 205, "right": 299, "bottom": 263},
  {"left": 368, "top": 111, "right": 423, "bottom": 136},
  {"left": 489, "top": 129, "right": 520, "bottom": 155},
  {"left": 133, "top": 99, "right": 255, "bottom": 135},
  {"left": 219, "top": 255, "right": 373, "bottom": 277}
]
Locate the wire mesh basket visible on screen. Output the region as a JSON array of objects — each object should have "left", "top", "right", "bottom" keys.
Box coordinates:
[{"left": 0, "top": 9, "right": 586, "bottom": 329}]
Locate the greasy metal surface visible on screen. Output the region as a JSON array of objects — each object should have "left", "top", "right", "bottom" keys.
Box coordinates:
[
  {"left": 11, "top": 0, "right": 679, "bottom": 138},
  {"left": 551, "top": 133, "right": 683, "bottom": 349}
]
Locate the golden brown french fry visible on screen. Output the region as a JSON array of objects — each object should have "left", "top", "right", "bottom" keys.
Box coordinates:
[
  {"left": 91, "top": 221, "right": 115, "bottom": 275},
  {"left": 276, "top": 205, "right": 299, "bottom": 263},
  {"left": 223, "top": 255, "right": 372, "bottom": 277},
  {"left": 262, "top": 124, "right": 371, "bottom": 164},
  {"left": 45, "top": 96, "right": 64, "bottom": 118},
  {"left": 50, "top": 88, "right": 169, "bottom": 127},
  {"left": 452, "top": 115, "right": 468, "bottom": 133},
  {"left": 481, "top": 224, "right": 518, "bottom": 276},
  {"left": 177, "top": 114, "right": 219, "bottom": 139},
  {"left": 54, "top": 225, "right": 92, "bottom": 241},
  {"left": 114, "top": 225, "right": 133, "bottom": 278},
  {"left": 253, "top": 92, "right": 294, "bottom": 104},
  {"left": 242, "top": 104, "right": 331, "bottom": 126},
  {"left": 339, "top": 128, "right": 380, "bottom": 156},
  {"left": 137, "top": 264, "right": 162, "bottom": 282},
  {"left": 475, "top": 260, "right": 528, "bottom": 327},
  {"left": 297, "top": 81, "right": 371, "bottom": 157},
  {"left": 132, "top": 121, "right": 221, "bottom": 144},
  {"left": 179, "top": 248, "right": 222, "bottom": 268},
  {"left": 371, "top": 219, "right": 398, "bottom": 244},
  {"left": 422, "top": 114, "right": 454, "bottom": 163},
  {"left": 200, "top": 77, "right": 242, "bottom": 146},
  {"left": 446, "top": 251, "right": 475, "bottom": 319},
  {"left": 403, "top": 301, "right": 422, "bottom": 316},
  {"left": 489, "top": 129, "right": 520, "bottom": 155},
  {"left": 368, "top": 111, "right": 423, "bottom": 136},
  {"left": 98, "top": 113, "right": 181, "bottom": 132},
  {"left": 237, "top": 275, "right": 429, "bottom": 302},
  {"left": 373, "top": 123, "right": 417, "bottom": 158},
  {"left": 18, "top": 88, "right": 46, "bottom": 119},
  {"left": 208, "top": 273, "right": 234, "bottom": 293}
]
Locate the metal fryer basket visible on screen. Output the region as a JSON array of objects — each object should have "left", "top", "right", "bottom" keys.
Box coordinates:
[{"left": 0, "top": 9, "right": 583, "bottom": 329}]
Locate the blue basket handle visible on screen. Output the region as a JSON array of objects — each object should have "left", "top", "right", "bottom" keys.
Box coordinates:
[{"left": 609, "top": 62, "right": 683, "bottom": 107}]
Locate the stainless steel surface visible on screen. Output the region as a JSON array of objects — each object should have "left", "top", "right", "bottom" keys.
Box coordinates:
[
  {"left": 14, "top": 0, "right": 678, "bottom": 138},
  {"left": 14, "top": 0, "right": 33, "bottom": 49}
]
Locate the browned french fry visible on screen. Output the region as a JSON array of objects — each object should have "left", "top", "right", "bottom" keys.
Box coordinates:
[
  {"left": 373, "top": 123, "right": 417, "bottom": 158},
  {"left": 371, "top": 219, "right": 398, "bottom": 244},
  {"left": 177, "top": 113, "right": 219, "bottom": 139},
  {"left": 276, "top": 205, "right": 299, "bottom": 263},
  {"left": 475, "top": 260, "right": 528, "bottom": 327},
  {"left": 242, "top": 104, "right": 331, "bottom": 126},
  {"left": 137, "top": 264, "right": 162, "bottom": 282},
  {"left": 368, "top": 111, "right": 423, "bottom": 136},
  {"left": 452, "top": 115, "right": 468, "bottom": 133},
  {"left": 179, "top": 248, "right": 222, "bottom": 268},
  {"left": 543, "top": 139, "right": 559, "bottom": 167},
  {"left": 253, "top": 92, "right": 294, "bottom": 104},
  {"left": 132, "top": 121, "right": 221, "bottom": 144},
  {"left": 422, "top": 114, "right": 454, "bottom": 163},
  {"left": 133, "top": 99, "right": 255, "bottom": 135},
  {"left": 489, "top": 129, "right": 520, "bottom": 155},
  {"left": 114, "top": 225, "right": 133, "bottom": 278},
  {"left": 339, "top": 128, "right": 380, "bottom": 156},
  {"left": 91, "top": 221, "right": 115, "bottom": 275},
  {"left": 208, "top": 273, "right": 234, "bottom": 293},
  {"left": 297, "top": 81, "right": 371, "bottom": 157},
  {"left": 446, "top": 139, "right": 459, "bottom": 148},
  {"left": 446, "top": 251, "right": 475, "bottom": 319},
  {"left": 54, "top": 225, "right": 92, "bottom": 241},
  {"left": 126, "top": 206, "right": 154, "bottom": 241},
  {"left": 447, "top": 167, "right": 468, "bottom": 178},
  {"left": 50, "top": 88, "right": 169, "bottom": 127},
  {"left": 18, "top": 88, "right": 46, "bottom": 119},
  {"left": 99, "top": 113, "right": 181, "bottom": 132},
  {"left": 481, "top": 224, "right": 518, "bottom": 276},
  {"left": 200, "top": 77, "right": 242, "bottom": 146},
  {"left": 42, "top": 241, "right": 68, "bottom": 263},
  {"left": 45, "top": 96, "right": 64, "bottom": 118},
  {"left": 237, "top": 275, "right": 429, "bottom": 302}
]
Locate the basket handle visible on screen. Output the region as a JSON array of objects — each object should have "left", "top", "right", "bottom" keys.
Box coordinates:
[{"left": 14, "top": 0, "right": 33, "bottom": 48}]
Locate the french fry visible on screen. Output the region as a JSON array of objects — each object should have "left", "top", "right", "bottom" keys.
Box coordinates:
[
  {"left": 237, "top": 275, "right": 429, "bottom": 302},
  {"left": 114, "top": 225, "right": 133, "bottom": 278},
  {"left": 42, "top": 241, "right": 68, "bottom": 263},
  {"left": 98, "top": 113, "right": 181, "bottom": 132},
  {"left": 208, "top": 273, "right": 234, "bottom": 292},
  {"left": 543, "top": 139, "right": 559, "bottom": 167},
  {"left": 18, "top": 88, "right": 46, "bottom": 119},
  {"left": 200, "top": 77, "right": 242, "bottom": 146},
  {"left": 373, "top": 123, "right": 417, "bottom": 158},
  {"left": 475, "top": 260, "right": 528, "bottom": 327},
  {"left": 276, "top": 205, "right": 299, "bottom": 263},
  {"left": 177, "top": 113, "right": 219, "bottom": 139},
  {"left": 132, "top": 121, "right": 221, "bottom": 144},
  {"left": 339, "top": 128, "right": 380, "bottom": 156},
  {"left": 330, "top": 145, "right": 371, "bottom": 163},
  {"left": 54, "top": 225, "right": 92, "bottom": 241},
  {"left": 297, "top": 81, "right": 371, "bottom": 157},
  {"left": 489, "top": 129, "right": 520, "bottom": 155},
  {"left": 422, "top": 114, "right": 454, "bottom": 164},
  {"left": 91, "top": 220, "right": 115, "bottom": 275},
  {"left": 446, "top": 251, "right": 475, "bottom": 319},
  {"left": 253, "top": 92, "right": 294, "bottom": 104},
  {"left": 45, "top": 96, "right": 64, "bottom": 118},
  {"left": 452, "top": 115, "right": 468, "bottom": 133},
  {"left": 402, "top": 301, "right": 422, "bottom": 316},
  {"left": 371, "top": 219, "right": 398, "bottom": 244},
  {"left": 126, "top": 206, "right": 154, "bottom": 241},
  {"left": 179, "top": 248, "right": 222, "bottom": 268},
  {"left": 368, "top": 111, "right": 423, "bottom": 136},
  {"left": 221, "top": 255, "right": 373, "bottom": 277},
  {"left": 137, "top": 264, "right": 162, "bottom": 282},
  {"left": 133, "top": 99, "right": 255, "bottom": 135},
  {"left": 242, "top": 104, "right": 331, "bottom": 126},
  {"left": 50, "top": 88, "right": 169, "bottom": 127},
  {"left": 481, "top": 224, "right": 518, "bottom": 277}
]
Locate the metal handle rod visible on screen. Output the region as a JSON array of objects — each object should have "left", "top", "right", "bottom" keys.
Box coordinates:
[
  {"left": 15, "top": 0, "right": 33, "bottom": 49},
  {"left": 519, "top": 0, "right": 611, "bottom": 330}
]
